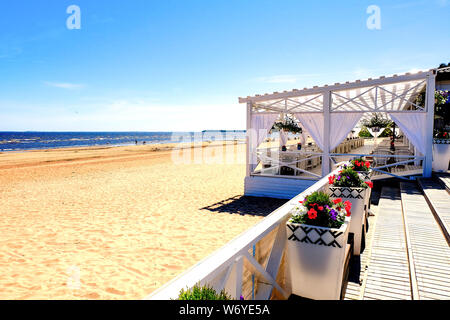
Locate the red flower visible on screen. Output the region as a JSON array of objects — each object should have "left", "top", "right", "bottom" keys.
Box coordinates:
[
  {"left": 365, "top": 161, "right": 370, "bottom": 168},
  {"left": 345, "top": 208, "right": 351, "bottom": 216},
  {"left": 328, "top": 175, "right": 335, "bottom": 185},
  {"left": 344, "top": 200, "right": 352, "bottom": 209},
  {"left": 307, "top": 208, "right": 318, "bottom": 220},
  {"left": 299, "top": 200, "right": 303, "bottom": 204},
  {"left": 355, "top": 160, "right": 360, "bottom": 166},
  {"left": 333, "top": 198, "right": 342, "bottom": 204},
  {"left": 365, "top": 181, "right": 373, "bottom": 189},
  {"left": 318, "top": 206, "right": 323, "bottom": 211}
]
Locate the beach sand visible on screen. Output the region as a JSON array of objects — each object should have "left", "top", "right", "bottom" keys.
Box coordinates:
[{"left": 0, "top": 142, "right": 286, "bottom": 299}]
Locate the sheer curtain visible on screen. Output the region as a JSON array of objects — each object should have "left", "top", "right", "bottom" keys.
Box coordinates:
[
  {"left": 329, "top": 113, "right": 362, "bottom": 150},
  {"left": 294, "top": 112, "right": 361, "bottom": 152},
  {"left": 294, "top": 113, "right": 325, "bottom": 150},
  {"left": 280, "top": 129, "right": 288, "bottom": 147},
  {"left": 389, "top": 113, "right": 427, "bottom": 154},
  {"left": 249, "top": 113, "right": 279, "bottom": 167}
]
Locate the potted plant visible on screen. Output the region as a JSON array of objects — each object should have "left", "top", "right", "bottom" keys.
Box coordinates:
[
  {"left": 177, "top": 283, "right": 231, "bottom": 300},
  {"left": 347, "top": 159, "right": 373, "bottom": 232},
  {"left": 286, "top": 191, "right": 351, "bottom": 300},
  {"left": 431, "top": 90, "right": 450, "bottom": 172},
  {"left": 433, "top": 131, "right": 450, "bottom": 172},
  {"left": 328, "top": 167, "right": 372, "bottom": 255},
  {"left": 272, "top": 115, "right": 303, "bottom": 134},
  {"left": 349, "top": 158, "right": 372, "bottom": 181}
]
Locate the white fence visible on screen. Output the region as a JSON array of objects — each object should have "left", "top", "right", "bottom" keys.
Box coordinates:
[{"left": 145, "top": 169, "right": 340, "bottom": 300}]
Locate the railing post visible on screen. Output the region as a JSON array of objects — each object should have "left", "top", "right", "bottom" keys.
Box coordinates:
[
  {"left": 246, "top": 101, "right": 252, "bottom": 176},
  {"left": 322, "top": 90, "right": 331, "bottom": 177}
]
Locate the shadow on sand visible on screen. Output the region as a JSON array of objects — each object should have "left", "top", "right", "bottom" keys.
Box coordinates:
[{"left": 200, "top": 195, "right": 288, "bottom": 217}]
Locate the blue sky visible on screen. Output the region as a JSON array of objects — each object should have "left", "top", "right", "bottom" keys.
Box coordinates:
[{"left": 0, "top": 0, "right": 449, "bottom": 131}]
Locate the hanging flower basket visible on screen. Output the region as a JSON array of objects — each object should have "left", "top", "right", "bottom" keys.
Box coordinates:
[
  {"left": 286, "top": 191, "right": 351, "bottom": 300},
  {"left": 272, "top": 115, "right": 302, "bottom": 134}
]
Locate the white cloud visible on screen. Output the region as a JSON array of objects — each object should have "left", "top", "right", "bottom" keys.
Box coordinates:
[{"left": 44, "top": 81, "right": 85, "bottom": 89}]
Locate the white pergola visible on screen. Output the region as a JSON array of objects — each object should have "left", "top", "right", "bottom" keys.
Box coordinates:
[{"left": 239, "top": 69, "right": 437, "bottom": 185}]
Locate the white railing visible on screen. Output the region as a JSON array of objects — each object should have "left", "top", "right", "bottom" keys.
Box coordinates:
[
  {"left": 330, "top": 153, "right": 425, "bottom": 180},
  {"left": 251, "top": 138, "right": 364, "bottom": 179},
  {"left": 145, "top": 169, "right": 340, "bottom": 300},
  {"left": 254, "top": 149, "right": 323, "bottom": 179}
]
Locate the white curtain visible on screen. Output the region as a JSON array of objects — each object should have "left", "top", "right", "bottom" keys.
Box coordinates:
[
  {"left": 280, "top": 129, "right": 288, "bottom": 146},
  {"left": 295, "top": 113, "right": 325, "bottom": 150},
  {"left": 389, "top": 113, "right": 427, "bottom": 154},
  {"left": 249, "top": 113, "right": 279, "bottom": 166},
  {"left": 329, "top": 113, "right": 362, "bottom": 150},
  {"left": 353, "top": 127, "right": 362, "bottom": 137},
  {"left": 299, "top": 129, "right": 307, "bottom": 145}
]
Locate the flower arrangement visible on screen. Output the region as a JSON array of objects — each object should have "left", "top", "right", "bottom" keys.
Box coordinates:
[
  {"left": 272, "top": 115, "right": 303, "bottom": 134},
  {"left": 434, "top": 131, "right": 449, "bottom": 139},
  {"left": 289, "top": 191, "right": 351, "bottom": 228},
  {"left": 361, "top": 113, "right": 392, "bottom": 129},
  {"left": 329, "top": 167, "right": 373, "bottom": 189},
  {"left": 349, "top": 158, "right": 371, "bottom": 172}
]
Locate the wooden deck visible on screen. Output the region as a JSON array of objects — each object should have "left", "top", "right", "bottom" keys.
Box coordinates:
[
  {"left": 418, "top": 177, "right": 450, "bottom": 244},
  {"left": 344, "top": 181, "right": 450, "bottom": 300},
  {"left": 400, "top": 182, "right": 450, "bottom": 300},
  {"left": 371, "top": 165, "right": 423, "bottom": 181}
]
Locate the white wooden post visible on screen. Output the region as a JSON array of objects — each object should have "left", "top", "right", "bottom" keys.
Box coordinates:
[
  {"left": 322, "top": 90, "right": 331, "bottom": 176},
  {"left": 246, "top": 101, "right": 252, "bottom": 177},
  {"left": 424, "top": 72, "right": 436, "bottom": 177}
]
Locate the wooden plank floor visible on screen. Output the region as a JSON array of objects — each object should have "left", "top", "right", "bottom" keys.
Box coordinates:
[
  {"left": 360, "top": 186, "right": 412, "bottom": 300},
  {"left": 400, "top": 182, "right": 450, "bottom": 300},
  {"left": 435, "top": 173, "right": 450, "bottom": 193},
  {"left": 418, "top": 177, "right": 450, "bottom": 243},
  {"left": 343, "top": 208, "right": 376, "bottom": 300}
]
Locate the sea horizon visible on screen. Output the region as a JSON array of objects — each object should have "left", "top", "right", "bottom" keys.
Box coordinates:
[{"left": 0, "top": 130, "right": 247, "bottom": 152}]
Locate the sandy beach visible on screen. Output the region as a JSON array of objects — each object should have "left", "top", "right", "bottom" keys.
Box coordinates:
[{"left": 0, "top": 141, "right": 286, "bottom": 299}]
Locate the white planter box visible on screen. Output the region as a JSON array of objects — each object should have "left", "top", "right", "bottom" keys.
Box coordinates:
[
  {"left": 356, "top": 171, "right": 372, "bottom": 224},
  {"left": 328, "top": 186, "right": 368, "bottom": 255},
  {"left": 432, "top": 142, "right": 450, "bottom": 172},
  {"left": 286, "top": 218, "right": 350, "bottom": 300}
]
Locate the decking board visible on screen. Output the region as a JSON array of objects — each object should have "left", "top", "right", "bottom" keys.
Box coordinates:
[{"left": 400, "top": 182, "right": 450, "bottom": 300}]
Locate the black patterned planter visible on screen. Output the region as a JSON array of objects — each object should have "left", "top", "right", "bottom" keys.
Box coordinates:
[
  {"left": 355, "top": 170, "right": 372, "bottom": 181},
  {"left": 434, "top": 139, "right": 450, "bottom": 144},
  {"left": 286, "top": 219, "right": 350, "bottom": 300},
  {"left": 329, "top": 186, "right": 368, "bottom": 255}
]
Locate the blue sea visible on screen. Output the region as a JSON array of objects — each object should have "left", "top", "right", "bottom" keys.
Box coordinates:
[{"left": 0, "top": 131, "right": 246, "bottom": 152}]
